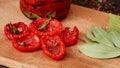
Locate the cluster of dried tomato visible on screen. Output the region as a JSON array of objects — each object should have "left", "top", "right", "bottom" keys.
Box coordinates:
[
  {"left": 4, "top": 18, "right": 79, "bottom": 60},
  {"left": 20, "top": 0, "right": 70, "bottom": 19}
]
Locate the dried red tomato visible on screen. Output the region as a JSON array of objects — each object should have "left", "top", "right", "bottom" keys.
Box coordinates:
[
  {"left": 20, "top": 0, "right": 70, "bottom": 19},
  {"left": 36, "top": 2, "right": 65, "bottom": 11},
  {"left": 12, "top": 33, "right": 40, "bottom": 52},
  {"left": 40, "top": 35, "right": 66, "bottom": 60},
  {"left": 61, "top": 26, "right": 79, "bottom": 46},
  {"left": 4, "top": 22, "right": 29, "bottom": 40},
  {"left": 29, "top": 18, "right": 62, "bottom": 37}
]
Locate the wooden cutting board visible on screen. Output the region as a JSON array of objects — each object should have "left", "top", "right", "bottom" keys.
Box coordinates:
[{"left": 0, "top": 0, "right": 120, "bottom": 68}]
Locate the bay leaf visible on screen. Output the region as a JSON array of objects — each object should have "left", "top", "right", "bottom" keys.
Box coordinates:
[
  {"left": 86, "top": 25, "right": 114, "bottom": 47},
  {"left": 77, "top": 43, "right": 120, "bottom": 59},
  {"left": 92, "top": 25, "right": 107, "bottom": 38},
  {"left": 107, "top": 13, "right": 120, "bottom": 33},
  {"left": 109, "top": 31, "right": 120, "bottom": 48},
  {"left": 78, "top": 14, "right": 120, "bottom": 59},
  {"left": 86, "top": 29, "right": 97, "bottom": 42}
]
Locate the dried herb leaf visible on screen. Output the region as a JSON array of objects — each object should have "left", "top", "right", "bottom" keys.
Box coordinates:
[
  {"left": 86, "top": 29, "right": 97, "bottom": 41},
  {"left": 109, "top": 31, "right": 120, "bottom": 48},
  {"left": 47, "top": 11, "right": 56, "bottom": 18},
  {"left": 78, "top": 25, "right": 118, "bottom": 59},
  {"left": 93, "top": 25, "right": 114, "bottom": 47},
  {"left": 78, "top": 43, "right": 120, "bottom": 59},
  {"left": 77, "top": 13, "right": 120, "bottom": 59},
  {"left": 22, "top": 11, "right": 40, "bottom": 19},
  {"left": 107, "top": 13, "right": 120, "bottom": 33},
  {"left": 38, "top": 18, "right": 51, "bottom": 30},
  {"left": 86, "top": 25, "right": 114, "bottom": 47}
]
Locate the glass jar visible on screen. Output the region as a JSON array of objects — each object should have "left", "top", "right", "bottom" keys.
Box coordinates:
[{"left": 20, "top": 0, "right": 70, "bottom": 20}]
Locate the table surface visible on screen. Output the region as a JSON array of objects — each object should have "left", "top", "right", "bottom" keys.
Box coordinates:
[{"left": 0, "top": 0, "right": 120, "bottom": 68}]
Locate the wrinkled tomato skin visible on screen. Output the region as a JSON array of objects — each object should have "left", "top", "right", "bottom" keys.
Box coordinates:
[
  {"left": 4, "top": 22, "right": 29, "bottom": 40},
  {"left": 61, "top": 26, "right": 79, "bottom": 46},
  {"left": 40, "top": 35, "right": 66, "bottom": 60},
  {"left": 29, "top": 18, "right": 62, "bottom": 37},
  {"left": 12, "top": 33, "right": 40, "bottom": 52}
]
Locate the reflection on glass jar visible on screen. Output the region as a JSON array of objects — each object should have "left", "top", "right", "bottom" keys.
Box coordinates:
[{"left": 20, "top": 0, "right": 71, "bottom": 20}]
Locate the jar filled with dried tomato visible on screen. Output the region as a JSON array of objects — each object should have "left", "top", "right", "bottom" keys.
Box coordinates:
[{"left": 20, "top": 0, "right": 71, "bottom": 20}]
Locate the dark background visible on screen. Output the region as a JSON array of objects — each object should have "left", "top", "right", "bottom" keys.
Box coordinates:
[{"left": 71, "top": 0, "right": 120, "bottom": 15}]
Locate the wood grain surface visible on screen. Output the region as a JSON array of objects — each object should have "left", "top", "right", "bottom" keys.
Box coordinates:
[{"left": 0, "top": 0, "right": 120, "bottom": 68}]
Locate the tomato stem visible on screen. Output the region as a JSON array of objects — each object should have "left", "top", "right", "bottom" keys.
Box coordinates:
[{"left": 9, "top": 23, "right": 20, "bottom": 34}]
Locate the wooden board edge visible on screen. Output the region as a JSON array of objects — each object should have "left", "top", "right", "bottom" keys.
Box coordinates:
[{"left": 0, "top": 56, "right": 37, "bottom": 68}]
